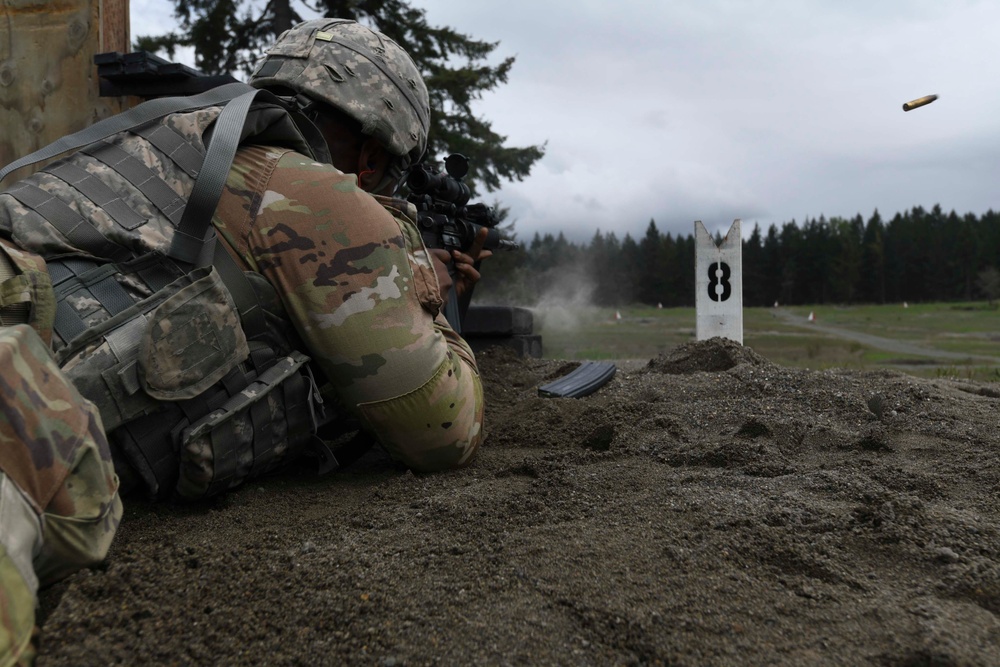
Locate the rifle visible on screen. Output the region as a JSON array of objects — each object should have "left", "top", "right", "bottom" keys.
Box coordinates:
[{"left": 404, "top": 153, "right": 518, "bottom": 332}]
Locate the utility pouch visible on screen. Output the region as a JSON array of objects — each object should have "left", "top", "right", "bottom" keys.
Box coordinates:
[
  {"left": 0, "top": 237, "right": 55, "bottom": 344},
  {"left": 139, "top": 265, "right": 249, "bottom": 400},
  {"left": 58, "top": 265, "right": 248, "bottom": 432},
  {"left": 176, "top": 350, "right": 324, "bottom": 500}
]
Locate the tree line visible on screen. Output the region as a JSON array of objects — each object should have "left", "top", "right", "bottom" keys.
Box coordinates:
[{"left": 477, "top": 205, "right": 1000, "bottom": 308}]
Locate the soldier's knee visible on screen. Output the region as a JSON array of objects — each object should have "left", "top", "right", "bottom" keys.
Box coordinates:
[
  {"left": 0, "top": 324, "right": 122, "bottom": 586},
  {"left": 0, "top": 473, "right": 43, "bottom": 666}
]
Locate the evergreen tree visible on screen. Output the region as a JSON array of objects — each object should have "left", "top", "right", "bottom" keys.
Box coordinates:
[
  {"left": 980, "top": 210, "right": 1000, "bottom": 270},
  {"left": 742, "top": 224, "right": 764, "bottom": 307},
  {"left": 859, "top": 210, "right": 886, "bottom": 304},
  {"left": 778, "top": 221, "right": 803, "bottom": 305},
  {"left": 976, "top": 266, "right": 1000, "bottom": 306},
  {"left": 660, "top": 232, "right": 680, "bottom": 307},
  {"left": 620, "top": 233, "right": 641, "bottom": 304},
  {"left": 828, "top": 215, "right": 862, "bottom": 304},
  {"left": 762, "top": 224, "right": 782, "bottom": 306},
  {"left": 637, "top": 219, "right": 666, "bottom": 305},
  {"left": 944, "top": 211, "right": 978, "bottom": 301},
  {"left": 136, "top": 0, "right": 544, "bottom": 193},
  {"left": 604, "top": 232, "right": 631, "bottom": 306},
  {"left": 674, "top": 233, "right": 696, "bottom": 307}
]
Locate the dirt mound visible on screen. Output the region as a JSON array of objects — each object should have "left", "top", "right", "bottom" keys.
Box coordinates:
[
  {"left": 35, "top": 341, "right": 1000, "bottom": 666},
  {"left": 646, "top": 336, "right": 771, "bottom": 373}
]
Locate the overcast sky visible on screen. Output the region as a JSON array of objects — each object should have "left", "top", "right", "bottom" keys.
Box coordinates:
[{"left": 130, "top": 1, "right": 1000, "bottom": 243}]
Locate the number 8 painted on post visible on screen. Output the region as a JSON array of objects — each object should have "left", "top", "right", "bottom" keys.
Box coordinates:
[
  {"left": 708, "top": 262, "right": 732, "bottom": 302},
  {"left": 695, "top": 220, "right": 743, "bottom": 344}
]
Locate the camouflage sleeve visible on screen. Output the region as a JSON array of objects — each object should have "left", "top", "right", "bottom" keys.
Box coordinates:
[
  {"left": 215, "top": 147, "right": 484, "bottom": 471},
  {"left": 0, "top": 324, "right": 122, "bottom": 664}
]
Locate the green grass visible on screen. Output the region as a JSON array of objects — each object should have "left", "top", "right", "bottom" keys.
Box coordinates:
[{"left": 534, "top": 302, "right": 1000, "bottom": 382}]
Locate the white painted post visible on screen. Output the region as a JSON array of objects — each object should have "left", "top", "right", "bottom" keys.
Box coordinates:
[{"left": 695, "top": 219, "right": 743, "bottom": 344}]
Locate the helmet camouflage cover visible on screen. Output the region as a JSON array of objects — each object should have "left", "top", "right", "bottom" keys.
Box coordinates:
[{"left": 250, "top": 18, "right": 430, "bottom": 167}]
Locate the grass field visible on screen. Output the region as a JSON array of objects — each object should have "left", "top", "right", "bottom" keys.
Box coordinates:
[{"left": 534, "top": 301, "right": 1000, "bottom": 382}]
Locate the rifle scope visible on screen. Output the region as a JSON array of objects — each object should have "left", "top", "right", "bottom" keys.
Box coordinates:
[{"left": 405, "top": 154, "right": 472, "bottom": 207}]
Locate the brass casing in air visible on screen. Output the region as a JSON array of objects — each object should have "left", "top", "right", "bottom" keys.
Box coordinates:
[{"left": 903, "top": 94, "right": 939, "bottom": 111}]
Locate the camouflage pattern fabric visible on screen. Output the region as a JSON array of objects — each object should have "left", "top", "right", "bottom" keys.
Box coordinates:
[
  {"left": 0, "top": 107, "right": 222, "bottom": 263},
  {"left": 0, "top": 102, "right": 314, "bottom": 284},
  {"left": 0, "top": 238, "right": 54, "bottom": 346},
  {"left": 214, "top": 146, "right": 484, "bottom": 471},
  {"left": 249, "top": 18, "right": 430, "bottom": 167},
  {"left": 0, "top": 324, "right": 122, "bottom": 665}
]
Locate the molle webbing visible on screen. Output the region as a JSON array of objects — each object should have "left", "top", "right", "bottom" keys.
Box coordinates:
[
  {"left": 48, "top": 259, "right": 134, "bottom": 343},
  {"left": 47, "top": 254, "right": 181, "bottom": 348},
  {"left": 0, "top": 82, "right": 260, "bottom": 183},
  {"left": 42, "top": 161, "right": 147, "bottom": 230},
  {"left": 112, "top": 359, "right": 260, "bottom": 498},
  {"left": 131, "top": 122, "right": 205, "bottom": 178},
  {"left": 0, "top": 83, "right": 280, "bottom": 268},
  {"left": 79, "top": 140, "right": 187, "bottom": 226},
  {"left": 0, "top": 85, "right": 334, "bottom": 502},
  {"left": 113, "top": 346, "right": 323, "bottom": 501},
  {"left": 2, "top": 182, "right": 132, "bottom": 263}
]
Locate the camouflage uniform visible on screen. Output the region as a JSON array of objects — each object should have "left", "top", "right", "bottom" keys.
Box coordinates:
[
  {"left": 215, "top": 145, "right": 484, "bottom": 471},
  {"left": 0, "top": 144, "right": 484, "bottom": 662},
  {"left": 0, "top": 18, "right": 482, "bottom": 661},
  {"left": 0, "top": 324, "right": 122, "bottom": 665}
]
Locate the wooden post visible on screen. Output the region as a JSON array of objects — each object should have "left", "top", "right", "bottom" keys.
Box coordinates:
[{"left": 0, "top": 0, "right": 130, "bottom": 180}]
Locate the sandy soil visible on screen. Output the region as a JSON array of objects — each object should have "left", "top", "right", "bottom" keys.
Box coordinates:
[{"left": 35, "top": 338, "right": 1000, "bottom": 666}]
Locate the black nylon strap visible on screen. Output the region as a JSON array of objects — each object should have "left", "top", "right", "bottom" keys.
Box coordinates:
[
  {"left": 47, "top": 257, "right": 100, "bottom": 290},
  {"left": 249, "top": 346, "right": 276, "bottom": 375},
  {"left": 43, "top": 162, "right": 147, "bottom": 231},
  {"left": 220, "top": 363, "right": 251, "bottom": 397},
  {"left": 45, "top": 261, "right": 76, "bottom": 286},
  {"left": 50, "top": 259, "right": 133, "bottom": 344},
  {"left": 212, "top": 240, "right": 268, "bottom": 342},
  {"left": 53, "top": 299, "right": 88, "bottom": 343},
  {"left": 114, "top": 411, "right": 183, "bottom": 499},
  {"left": 135, "top": 259, "right": 181, "bottom": 293},
  {"left": 0, "top": 82, "right": 256, "bottom": 183},
  {"left": 169, "top": 87, "right": 267, "bottom": 266},
  {"left": 89, "top": 275, "right": 135, "bottom": 317}
]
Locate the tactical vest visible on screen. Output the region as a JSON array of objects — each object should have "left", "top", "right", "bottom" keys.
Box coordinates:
[{"left": 0, "top": 84, "right": 342, "bottom": 501}]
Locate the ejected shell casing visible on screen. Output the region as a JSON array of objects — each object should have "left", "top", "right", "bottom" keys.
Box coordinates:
[{"left": 902, "top": 94, "right": 938, "bottom": 111}]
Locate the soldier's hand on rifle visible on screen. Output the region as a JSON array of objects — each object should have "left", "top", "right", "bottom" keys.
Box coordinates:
[{"left": 429, "top": 226, "right": 493, "bottom": 302}]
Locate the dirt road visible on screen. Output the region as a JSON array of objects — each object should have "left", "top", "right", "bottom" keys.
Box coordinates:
[{"left": 772, "top": 308, "right": 1000, "bottom": 365}]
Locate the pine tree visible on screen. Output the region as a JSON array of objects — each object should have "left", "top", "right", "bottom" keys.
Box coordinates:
[
  {"left": 742, "top": 224, "right": 764, "bottom": 307},
  {"left": 859, "top": 210, "right": 886, "bottom": 304},
  {"left": 135, "top": 0, "right": 544, "bottom": 194}
]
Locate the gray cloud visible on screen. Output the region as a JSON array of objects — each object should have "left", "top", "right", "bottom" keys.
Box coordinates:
[{"left": 132, "top": 0, "right": 1000, "bottom": 245}]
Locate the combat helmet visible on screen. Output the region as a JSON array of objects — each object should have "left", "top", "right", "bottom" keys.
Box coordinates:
[{"left": 250, "top": 18, "right": 430, "bottom": 168}]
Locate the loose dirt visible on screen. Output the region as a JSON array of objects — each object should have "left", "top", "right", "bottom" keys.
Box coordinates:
[{"left": 36, "top": 338, "right": 1000, "bottom": 666}]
